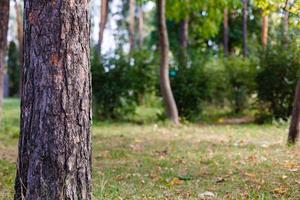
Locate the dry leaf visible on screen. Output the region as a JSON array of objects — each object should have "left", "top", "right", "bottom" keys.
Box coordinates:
[{"left": 170, "top": 177, "right": 184, "bottom": 186}]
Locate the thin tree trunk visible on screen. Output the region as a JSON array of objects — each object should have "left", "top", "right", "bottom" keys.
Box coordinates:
[
  {"left": 138, "top": 4, "right": 143, "bottom": 48},
  {"left": 0, "top": 0, "right": 10, "bottom": 124},
  {"left": 129, "top": 0, "right": 135, "bottom": 51},
  {"left": 15, "top": 0, "right": 24, "bottom": 96},
  {"left": 283, "top": 10, "right": 289, "bottom": 41},
  {"left": 179, "top": 17, "right": 189, "bottom": 66},
  {"left": 98, "top": 0, "right": 109, "bottom": 55},
  {"left": 288, "top": 80, "right": 300, "bottom": 144},
  {"left": 157, "top": 0, "right": 180, "bottom": 125},
  {"left": 242, "top": 0, "right": 248, "bottom": 57},
  {"left": 261, "top": 15, "right": 268, "bottom": 49},
  {"left": 223, "top": 8, "right": 229, "bottom": 55},
  {"left": 14, "top": 1, "right": 92, "bottom": 199}
]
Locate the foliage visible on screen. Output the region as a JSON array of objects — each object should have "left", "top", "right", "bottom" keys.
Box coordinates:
[
  {"left": 92, "top": 49, "right": 157, "bottom": 120},
  {"left": 7, "top": 41, "right": 20, "bottom": 97},
  {"left": 256, "top": 36, "right": 300, "bottom": 120}
]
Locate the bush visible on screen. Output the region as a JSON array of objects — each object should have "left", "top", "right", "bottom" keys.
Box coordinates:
[
  {"left": 92, "top": 49, "right": 157, "bottom": 120},
  {"left": 256, "top": 39, "right": 300, "bottom": 120}
]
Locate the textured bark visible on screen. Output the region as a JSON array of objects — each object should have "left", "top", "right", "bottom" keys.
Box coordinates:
[
  {"left": 223, "top": 8, "right": 229, "bottom": 55},
  {"left": 138, "top": 4, "right": 144, "bottom": 48},
  {"left": 14, "top": 1, "right": 92, "bottom": 199},
  {"left": 15, "top": 0, "right": 24, "bottom": 95},
  {"left": 98, "top": 0, "right": 109, "bottom": 55},
  {"left": 129, "top": 0, "right": 135, "bottom": 51},
  {"left": 242, "top": 0, "right": 248, "bottom": 57},
  {"left": 179, "top": 17, "right": 189, "bottom": 66},
  {"left": 288, "top": 80, "right": 300, "bottom": 144},
  {"left": 157, "top": 0, "right": 179, "bottom": 125},
  {"left": 0, "top": 0, "right": 10, "bottom": 123},
  {"left": 261, "top": 15, "right": 268, "bottom": 49}
]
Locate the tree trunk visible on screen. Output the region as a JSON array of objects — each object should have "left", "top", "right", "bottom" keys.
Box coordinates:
[
  {"left": 98, "top": 0, "right": 109, "bottom": 55},
  {"left": 157, "top": 0, "right": 180, "bottom": 125},
  {"left": 261, "top": 15, "right": 268, "bottom": 49},
  {"left": 288, "top": 80, "right": 300, "bottom": 144},
  {"left": 15, "top": 0, "right": 24, "bottom": 96},
  {"left": 14, "top": 1, "right": 92, "bottom": 199},
  {"left": 223, "top": 8, "right": 229, "bottom": 55},
  {"left": 242, "top": 0, "right": 248, "bottom": 57},
  {"left": 283, "top": 10, "right": 289, "bottom": 41},
  {"left": 0, "top": 0, "right": 10, "bottom": 123},
  {"left": 129, "top": 0, "right": 135, "bottom": 51},
  {"left": 179, "top": 17, "right": 189, "bottom": 66},
  {"left": 138, "top": 4, "right": 143, "bottom": 48}
]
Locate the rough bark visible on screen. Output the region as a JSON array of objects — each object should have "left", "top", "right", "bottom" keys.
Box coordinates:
[
  {"left": 223, "top": 8, "right": 229, "bottom": 55},
  {"left": 15, "top": 0, "right": 24, "bottom": 95},
  {"left": 0, "top": 0, "right": 10, "bottom": 123},
  {"left": 261, "top": 15, "right": 268, "bottom": 49},
  {"left": 157, "top": 0, "right": 180, "bottom": 125},
  {"left": 138, "top": 4, "right": 143, "bottom": 48},
  {"left": 242, "top": 0, "right": 248, "bottom": 57},
  {"left": 14, "top": 1, "right": 92, "bottom": 199},
  {"left": 288, "top": 80, "right": 300, "bottom": 144},
  {"left": 129, "top": 0, "right": 135, "bottom": 51},
  {"left": 98, "top": 0, "right": 109, "bottom": 55}
]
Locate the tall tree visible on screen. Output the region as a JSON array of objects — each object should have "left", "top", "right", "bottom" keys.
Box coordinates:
[
  {"left": 261, "top": 14, "right": 268, "bottom": 48},
  {"left": 98, "top": 0, "right": 109, "bottom": 55},
  {"left": 288, "top": 80, "right": 300, "bottom": 144},
  {"left": 178, "top": 16, "right": 189, "bottom": 67},
  {"left": 242, "top": 0, "right": 248, "bottom": 57},
  {"left": 0, "top": 0, "right": 10, "bottom": 123},
  {"left": 223, "top": 8, "right": 229, "bottom": 55},
  {"left": 138, "top": 2, "right": 144, "bottom": 48},
  {"left": 14, "top": 1, "right": 92, "bottom": 199},
  {"left": 14, "top": 0, "right": 24, "bottom": 95},
  {"left": 157, "top": 0, "right": 180, "bottom": 125},
  {"left": 129, "top": 0, "right": 135, "bottom": 51}
]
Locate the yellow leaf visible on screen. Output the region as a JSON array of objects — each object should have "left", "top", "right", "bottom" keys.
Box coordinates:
[{"left": 170, "top": 177, "right": 184, "bottom": 186}]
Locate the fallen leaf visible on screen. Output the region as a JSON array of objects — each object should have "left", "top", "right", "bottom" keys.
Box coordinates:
[
  {"left": 170, "top": 177, "right": 184, "bottom": 186},
  {"left": 272, "top": 186, "right": 287, "bottom": 194},
  {"left": 245, "top": 172, "right": 256, "bottom": 178},
  {"left": 198, "top": 191, "right": 215, "bottom": 199}
]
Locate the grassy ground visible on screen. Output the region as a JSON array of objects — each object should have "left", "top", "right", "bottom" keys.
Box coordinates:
[{"left": 1, "top": 99, "right": 300, "bottom": 199}]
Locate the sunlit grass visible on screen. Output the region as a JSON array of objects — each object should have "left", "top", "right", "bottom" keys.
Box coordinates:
[{"left": 1, "top": 98, "right": 300, "bottom": 199}]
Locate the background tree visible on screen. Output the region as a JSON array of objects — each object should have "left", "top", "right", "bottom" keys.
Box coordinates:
[
  {"left": 7, "top": 41, "right": 20, "bottom": 97},
  {"left": 158, "top": 0, "right": 179, "bottom": 124},
  {"left": 0, "top": 0, "right": 9, "bottom": 123},
  {"left": 242, "top": 0, "right": 248, "bottom": 57},
  {"left": 14, "top": 1, "right": 92, "bottom": 199},
  {"left": 99, "top": 0, "right": 109, "bottom": 54},
  {"left": 129, "top": 0, "right": 136, "bottom": 51}
]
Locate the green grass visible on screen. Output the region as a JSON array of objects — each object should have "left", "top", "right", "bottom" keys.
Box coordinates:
[{"left": 1, "top": 98, "right": 300, "bottom": 199}]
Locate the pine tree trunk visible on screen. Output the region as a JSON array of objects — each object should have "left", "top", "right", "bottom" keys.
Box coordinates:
[
  {"left": 223, "top": 8, "right": 229, "bottom": 55},
  {"left": 14, "top": 1, "right": 92, "bottom": 199},
  {"left": 15, "top": 0, "right": 24, "bottom": 96},
  {"left": 179, "top": 17, "right": 189, "bottom": 66},
  {"left": 157, "top": 0, "right": 179, "bottom": 125},
  {"left": 98, "top": 0, "right": 109, "bottom": 55},
  {"left": 288, "top": 80, "right": 300, "bottom": 144},
  {"left": 0, "top": 0, "right": 10, "bottom": 123},
  {"left": 261, "top": 15, "right": 268, "bottom": 49},
  {"left": 138, "top": 4, "right": 143, "bottom": 48},
  {"left": 129, "top": 0, "right": 135, "bottom": 51},
  {"left": 242, "top": 0, "right": 248, "bottom": 57}
]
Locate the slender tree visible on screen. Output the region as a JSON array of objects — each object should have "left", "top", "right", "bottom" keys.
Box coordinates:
[
  {"left": 261, "top": 14, "right": 268, "bottom": 48},
  {"left": 138, "top": 2, "right": 144, "bottom": 48},
  {"left": 0, "top": 0, "right": 10, "bottom": 123},
  {"left": 223, "top": 8, "right": 229, "bottom": 55},
  {"left": 14, "top": 1, "right": 92, "bottom": 199},
  {"left": 288, "top": 80, "right": 300, "bottom": 144},
  {"left": 98, "top": 0, "right": 109, "bottom": 55},
  {"left": 157, "top": 0, "right": 180, "bottom": 125},
  {"left": 242, "top": 0, "right": 248, "bottom": 57},
  {"left": 178, "top": 16, "right": 189, "bottom": 67},
  {"left": 283, "top": 5, "right": 289, "bottom": 41},
  {"left": 14, "top": 0, "right": 24, "bottom": 95},
  {"left": 129, "top": 0, "right": 136, "bottom": 51}
]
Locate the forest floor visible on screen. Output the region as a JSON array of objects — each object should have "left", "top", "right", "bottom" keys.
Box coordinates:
[{"left": 1, "top": 99, "right": 300, "bottom": 199}]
